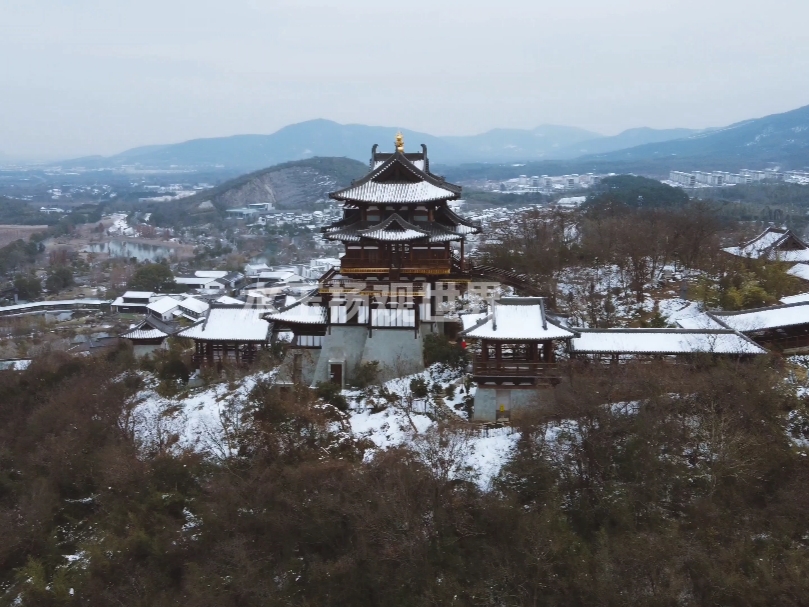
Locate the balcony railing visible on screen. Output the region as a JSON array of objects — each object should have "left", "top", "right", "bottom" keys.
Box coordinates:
[
  {"left": 340, "top": 258, "right": 452, "bottom": 274},
  {"left": 472, "top": 360, "right": 560, "bottom": 379}
]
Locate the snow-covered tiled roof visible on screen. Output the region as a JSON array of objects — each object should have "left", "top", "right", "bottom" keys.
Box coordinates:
[
  {"left": 265, "top": 302, "right": 328, "bottom": 325},
  {"left": 722, "top": 227, "right": 809, "bottom": 260},
  {"left": 194, "top": 270, "right": 228, "bottom": 279},
  {"left": 459, "top": 312, "right": 487, "bottom": 331},
  {"left": 179, "top": 297, "right": 209, "bottom": 314},
  {"left": 0, "top": 299, "right": 110, "bottom": 313},
  {"left": 781, "top": 292, "right": 809, "bottom": 305},
  {"left": 461, "top": 297, "right": 575, "bottom": 341},
  {"left": 788, "top": 263, "right": 809, "bottom": 281},
  {"left": 334, "top": 181, "right": 458, "bottom": 204},
  {"left": 175, "top": 276, "right": 220, "bottom": 286},
  {"left": 674, "top": 314, "right": 727, "bottom": 330},
  {"left": 121, "top": 291, "right": 154, "bottom": 299},
  {"left": 362, "top": 228, "right": 426, "bottom": 241},
  {"left": 216, "top": 295, "right": 244, "bottom": 306},
  {"left": 374, "top": 159, "right": 425, "bottom": 170},
  {"left": 570, "top": 329, "right": 765, "bottom": 355},
  {"left": 122, "top": 328, "right": 169, "bottom": 340},
  {"left": 178, "top": 306, "right": 271, "bottom": 342},
  {"left": 709, "top": 302, "right": 809, "bottom": 332},
  {"left": 147, "top": 296, "right": 182, "bottom": 315},
  {"left": 331, "top": 151, "right": 460, "bottom": 205},
  {"left": 258, "top": 271, "right": 296, "bottom": 280}
]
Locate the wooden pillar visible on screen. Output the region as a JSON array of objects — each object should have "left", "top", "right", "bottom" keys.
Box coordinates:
[
  {"left": 414, "top": 295, "right": 421, "bottom": 337},
  {"left": 460, "top": 239, "right": 465, "bottom": 271},
  {"left": 543, "top": 341, "right": 555, "bottom": 363}
]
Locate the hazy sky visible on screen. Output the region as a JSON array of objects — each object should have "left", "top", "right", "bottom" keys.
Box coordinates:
[{"left": 2, "top": 0, "right": 808, "bottom": 159}]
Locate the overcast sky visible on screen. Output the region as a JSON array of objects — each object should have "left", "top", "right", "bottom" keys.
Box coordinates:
[{"left": 1, "top": 0, "right": 808, "bottom": 159}]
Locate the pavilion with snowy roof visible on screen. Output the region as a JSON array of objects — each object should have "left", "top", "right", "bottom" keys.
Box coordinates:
[
  {"left": 459, "top": 297, "right": 576, "bottom": 421},
  {"left": 178, "top": 303, "right": 272, "bottom": 366},
  {"left": 723, "top": 226, "right": 809, "bottom": 262},
  {"left": 708, "top": 301, "right": 809, "bottom": 353}
]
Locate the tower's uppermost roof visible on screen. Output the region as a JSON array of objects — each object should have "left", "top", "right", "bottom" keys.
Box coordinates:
[{"left": 330, "top": 139, "right": 461, "bottom": 205}]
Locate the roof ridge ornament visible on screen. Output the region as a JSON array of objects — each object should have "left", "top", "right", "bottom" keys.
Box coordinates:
[{"left": 395, "top": 131, "right": 404, "bottom": 153}]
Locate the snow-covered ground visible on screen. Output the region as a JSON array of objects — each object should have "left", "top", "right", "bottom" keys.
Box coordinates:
[
  {"left": 107, "top": 213, "right": 137, "bottom": 237},
  {"left": 127, "top": 364, "right": 521, "bottom": 490},
  {"left": 128, "top": 371, "right": 276, "bottom": 459}
]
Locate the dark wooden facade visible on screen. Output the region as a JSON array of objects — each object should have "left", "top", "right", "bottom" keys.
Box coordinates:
[{"left": 472, "top": 339, "right": 560, "bottom": 387}]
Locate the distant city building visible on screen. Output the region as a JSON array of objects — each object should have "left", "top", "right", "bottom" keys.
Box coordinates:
[{"left": 667, "top": 167, "right": 799, "bottom": 189}]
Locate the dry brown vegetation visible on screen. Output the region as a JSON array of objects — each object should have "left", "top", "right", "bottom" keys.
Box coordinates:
[{"left": 0, "top": 350, "right": 808, "bottom": 605}]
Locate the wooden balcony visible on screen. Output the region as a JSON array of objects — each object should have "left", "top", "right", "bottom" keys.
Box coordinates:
[
  {"left": 340, "top": 258, "right": 452, "bottom": 275},
  {"left": 472, "top": 360, "right": 561, "bottom": 386}
]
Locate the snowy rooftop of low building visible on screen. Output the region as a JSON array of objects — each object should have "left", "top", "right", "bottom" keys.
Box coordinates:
[
  {"left": 175, "top": 276, "right": 220, "bottom": 286},
  {"left": 709, "top": 302, "right": 809, "bottom": 332},
  {"left": 265, "top": 301, "right": 328, "bottom": 325},
  {"left": 216, "top": 295, "right": 244, "bottom": 306},
  {"left": 459, "top": 312, "right": 487, "bottom": 331},
  {"left": 178, "top": 305, "right": 271, "bottom": 342},
  {"left": 146, "top": 296, "right": 182, "bottom": 315},
  {"left": 0, "top": 359, "right": 31, "bottom": 371},
  {"left": 120, "top": 316, "right": 177, "bottom": 340},
  {"left": 0, "top": 299, "right": 110, "bottom": 313},
  {"left": 674, "top": 313, "right": 727, "bottom": 330},
  {"left": 570, "top": 328, "right": 765, "bottom": 355},
  {"left": 781, "top": 292, "right": 809, "bottom": 305},
  {"left": 194, "top": 270, "right": 228, "bottom": 279},
  {"left": 722, "top": 227, "right": 809, "bottom": 261},
  {"left": 258, "top": 271, "right": 297, "bottom": 281},
  {"left": 121, "top": 291, "right": 154, "bottom": 299},
  {"left": 460, "top": 297, "right": 575, "bottom": 341},
  {"left": 122, "top": 328, "right": 169, "bottom": 340},
  {"left": 179, "top": 297, "right": 209, "bottom": 314},
  {"left": 788, "top": 263, "right": 809, "bottom": 281}
]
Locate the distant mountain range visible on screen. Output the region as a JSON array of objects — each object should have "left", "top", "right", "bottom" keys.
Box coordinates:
[
  {"left": 577, "top": 105, "right": 809, "bottom": 169},
  {"left": 55, "top": 104, "right": 809, "bottom": 172}
]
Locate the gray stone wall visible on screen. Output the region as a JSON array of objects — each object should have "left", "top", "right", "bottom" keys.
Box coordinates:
[
  {"left": 277, "top": 322, "right": 441, "bottom": 388},
  {"left": 473, "top": 386, "right": 558, "bottom": 422}
]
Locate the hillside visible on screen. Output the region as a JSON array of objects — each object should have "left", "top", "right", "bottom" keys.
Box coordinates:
[
  {"left": 147, "top": 157, "right": 368, "bottom": 226},
  {"left": 580, "top": 104, "right": 809, "bottom": 170},
  {"left": 442, "top": 125, "right": 601, "bottom": 161},
  {"left": 62, "top": 120, "right": 464, "bottom": 171},
  {"left": 556, "top": 127, "right": 700, "bottom": 158}
]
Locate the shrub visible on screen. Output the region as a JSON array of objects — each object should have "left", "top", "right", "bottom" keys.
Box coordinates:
[
  {"left": 315, "top": 381, "right": 348, "bottom": 411},
  {"left": 423, "top": 333, "right": 467, "bottom": 368},
  {"left": 410, "top": 376, "right": 429, "bottom": 398},
  {"left": 352, "top": 361, "right": 380, "bottom": 389}
]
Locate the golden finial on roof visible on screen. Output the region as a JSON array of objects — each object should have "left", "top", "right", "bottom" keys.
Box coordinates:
[{"left": 395, "top": 131, "right": 404, "bottom": 153}]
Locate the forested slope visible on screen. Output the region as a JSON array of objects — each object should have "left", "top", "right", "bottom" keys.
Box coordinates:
[{"left": 1, "top": 349, "right": 808, "bottom": 606}]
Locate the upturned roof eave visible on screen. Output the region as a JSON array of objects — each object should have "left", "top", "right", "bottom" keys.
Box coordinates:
[{"left": 329, "top": 149, "right": 461, "bottom": 202}]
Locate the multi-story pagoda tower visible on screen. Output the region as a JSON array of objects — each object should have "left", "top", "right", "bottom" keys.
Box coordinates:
[
  {"left": 268, "top": 135, "right": 481, "bottom": 387},
  {"left": 323, "top": 132, "right": 480, "bottom": 283}
]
